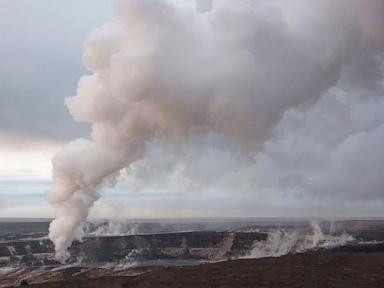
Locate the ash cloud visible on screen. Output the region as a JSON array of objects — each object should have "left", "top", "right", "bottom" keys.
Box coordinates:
[{"left": 47, "top": 0, "right": 384, "bottom": 259}]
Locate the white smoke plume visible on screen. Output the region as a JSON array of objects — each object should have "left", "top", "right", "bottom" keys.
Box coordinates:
[
  {"left": 47, "top": 0, "right": 384, "bottom": 259},
  {"left": 247, "top": 222, "right": 355, "bottom": 259}
]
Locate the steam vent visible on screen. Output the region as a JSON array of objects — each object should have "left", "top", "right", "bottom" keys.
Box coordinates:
[{"left": 0, "top": 231, "right": 267, "bottom": 267}]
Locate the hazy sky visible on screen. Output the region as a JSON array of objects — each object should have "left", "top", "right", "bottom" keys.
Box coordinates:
[
  {"left": 1, "top": 0, "right": 384, "bottom": 220},
  {"left": 0, "top": 0, "right": 204, "bottom": 218}
]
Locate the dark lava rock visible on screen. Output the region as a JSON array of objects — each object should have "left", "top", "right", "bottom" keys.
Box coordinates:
[
  {"left": 0, "top": 231, "right": 267, "bottom": 266},
  {"left": 19, "top": 279, "right": 29, "bottom": 286},
  {"left": 16, "top": 251, "right": 384, "bottom": 288}
]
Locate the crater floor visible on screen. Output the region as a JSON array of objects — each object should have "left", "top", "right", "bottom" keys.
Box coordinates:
[{"left": 10, "top": 251, "right": 384, "bottom": 288}]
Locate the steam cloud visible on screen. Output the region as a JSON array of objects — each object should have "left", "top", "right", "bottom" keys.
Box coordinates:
[{"left": 46, "top": 0, "right": 384, "bottom": 259}]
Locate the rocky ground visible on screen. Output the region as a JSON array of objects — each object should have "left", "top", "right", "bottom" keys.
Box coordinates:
[{"left": 11, "top": 251, "right": 384, "bottom": 288}]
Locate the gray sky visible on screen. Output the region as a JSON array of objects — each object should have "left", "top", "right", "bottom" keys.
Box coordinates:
[
  {"left": 1, "top": 0, "right": 384, "bottom": 220},
  {"left": 0, "top": 0, "right": 195, "bottom": 143},
  {"left": 0, "top": 0, "right": 198, "bottom": 218},
  {"left": 0, "top": 0, "right": 115, "bottom": 143}
]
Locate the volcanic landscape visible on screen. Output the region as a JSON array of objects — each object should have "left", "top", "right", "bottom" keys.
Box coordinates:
[{"left": 1, "top": 219, "right": 384, "bottom": 287}]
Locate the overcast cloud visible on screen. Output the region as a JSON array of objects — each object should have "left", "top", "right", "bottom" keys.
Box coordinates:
[
  {"left": 1, "top": 0, "right": 384, "bottom": 223},
  {"left": 0, "top": 0, "right": 115, "bottom": 142}
]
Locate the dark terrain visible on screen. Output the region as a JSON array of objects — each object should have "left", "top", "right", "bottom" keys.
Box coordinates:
[
  {"left": 16, "top": 251, "right": 384, "bottom": 288},
  {"left": 2, "top": 219, "right": 384, "bottom": 288}
]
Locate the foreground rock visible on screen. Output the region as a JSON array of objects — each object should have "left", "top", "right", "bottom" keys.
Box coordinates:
[{"left": 14, "top": 251, "right": 384, "bottom": 288}]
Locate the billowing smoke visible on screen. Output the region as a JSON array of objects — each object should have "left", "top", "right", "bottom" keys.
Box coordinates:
[
  {"left": 46, "top": 0, "right": 384, "bottom": 260},
  {"left": 247, "top": 222, "right": 355, "bottom": 259}
]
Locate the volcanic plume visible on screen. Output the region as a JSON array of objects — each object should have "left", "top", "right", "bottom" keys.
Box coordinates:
[{"left": 46, "top": 0, "right": 384, "bottom": 259}]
